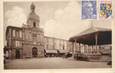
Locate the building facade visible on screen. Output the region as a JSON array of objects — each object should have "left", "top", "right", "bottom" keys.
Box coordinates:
[
  {"left": 5, "top": 3, "right": 70, "bottom": 59},
  {"left": 6, "top": 3, "right": 44, "bottom": 59},
  {"left": 44, "top": 36, "right": 69, "bottom": 50},
  {"left": 6, "top": 26, "right": 23, "bottom": 59}
]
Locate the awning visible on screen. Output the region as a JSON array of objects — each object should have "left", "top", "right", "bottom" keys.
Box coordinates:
[
  {"left": 57, "top": 49, "right": 68, "bottom": 53},
  {"left": 44, "top": 49, "right": 58, "bottom": 54}
]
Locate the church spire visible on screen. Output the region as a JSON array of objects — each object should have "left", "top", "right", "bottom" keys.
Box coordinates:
[{"left": 30, "top": 3, "right": 35, "bottom": 12}]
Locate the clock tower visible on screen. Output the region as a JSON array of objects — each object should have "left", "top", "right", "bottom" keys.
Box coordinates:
[
  {"left": 22, "top": 3, "right": 44, "bottom": 58},
  {"left": 27, "top": 3, "right": 40, "bottom": 28}
]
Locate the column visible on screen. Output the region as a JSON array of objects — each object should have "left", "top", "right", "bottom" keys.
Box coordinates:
[{"left": 95, "top": 32, "right": 98, "bottom": 45}]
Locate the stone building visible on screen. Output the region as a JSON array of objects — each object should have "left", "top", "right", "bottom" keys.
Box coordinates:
[
  {"left": 6, "top": 3, "right": 44, "bottom": 59},
  {"left": 44, "top": 36, "right": 70, "bottom": 57},
  {"left": 44, "top": 36, "right": 68, "bottom": 50},
  {"left": 6, "top": 26, "right": 23, "bottom": 59},
  {"left": 5, "top": 3, "right": 70, "bottom": 59},
  {"left": 22, "top": 3, "right": 44, "bottom": 58}
]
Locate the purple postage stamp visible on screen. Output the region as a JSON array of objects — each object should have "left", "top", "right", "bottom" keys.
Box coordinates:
[{"left": 82, "top": 0, "right": 97, "bottom": 19}]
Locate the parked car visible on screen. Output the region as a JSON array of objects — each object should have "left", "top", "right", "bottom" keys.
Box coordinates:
[
  {"left": 74, "top": 53, "right": 89, "bottom": 61},
  {"left": 64, "top": 52, "right": 72, "bottom": 58}
]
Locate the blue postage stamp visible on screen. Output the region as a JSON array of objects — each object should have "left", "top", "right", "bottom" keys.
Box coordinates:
[{"left": 82, "top": 0, "right": 97, "bottom": 19}]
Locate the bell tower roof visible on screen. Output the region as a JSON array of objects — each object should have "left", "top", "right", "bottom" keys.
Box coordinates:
[
  {"left": 30, "top": 3, "right": 35, "bottom": 12},
  {"left": 27, "top": 3, "right": 40, "bottom": 28}
]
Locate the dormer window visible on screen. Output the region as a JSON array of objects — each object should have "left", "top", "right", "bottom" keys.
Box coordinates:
[{"left": 33, "top": 22, "right": 36, "bottom": 27}]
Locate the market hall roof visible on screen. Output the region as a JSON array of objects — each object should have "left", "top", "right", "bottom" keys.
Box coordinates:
[{"left": 69, "top": 26, "right": 112, "bottom": 45}]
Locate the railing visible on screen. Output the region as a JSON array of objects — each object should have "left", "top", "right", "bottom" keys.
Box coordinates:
[{"left": 71, "top": 43, "right": 111, "bottom": 61}]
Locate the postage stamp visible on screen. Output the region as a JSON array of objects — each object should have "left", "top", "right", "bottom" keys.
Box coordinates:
[
  {"left": 99, "top": 0, "right": 112, "bottom": 19},
  {"left": 81, "top": 0, "right": 97, "bottom": 19}
]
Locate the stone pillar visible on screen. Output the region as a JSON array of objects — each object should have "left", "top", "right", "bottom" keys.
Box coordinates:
[{"left": 85, "top": 45, "right": 88, "bottom": 57}]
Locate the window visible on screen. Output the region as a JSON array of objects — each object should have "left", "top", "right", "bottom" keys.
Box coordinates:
[
  {"left": 15, "top": 41, "right": 22, "bottom": 47},
  {"left": 13, "top": 30, "right": 15, "bottom": 37},
  {"left": 32, "top": 33, "right": 37, "bottom": 41},
  {"left": 29, "top": 33, "right": 31, "bottom": 40},
  {"left": 7, "top": 29, "right": 11, "bottom": 37},
  {"left": 16, "top": 30, "right": 19, "bottom": 38},
  {"left": 15, "top": 41, "right": 18, "bottom": 47},
  {"left": 19, "top": 31, "right": 22, "bottom": 38},
  {"left": 7, "top": 41, "right": 9, "bottom": 47},
  {"left": 33, "top": 22, "right": 36, "bottom": 27}
]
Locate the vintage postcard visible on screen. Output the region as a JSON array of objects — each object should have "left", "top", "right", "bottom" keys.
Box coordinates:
[{"left": 0, "top": 0, "right": 115, "bottom": 73}]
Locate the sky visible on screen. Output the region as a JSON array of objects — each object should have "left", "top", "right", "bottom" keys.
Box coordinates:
[{"left": 4, "top": 0, "right": 112, "bottom": 40}]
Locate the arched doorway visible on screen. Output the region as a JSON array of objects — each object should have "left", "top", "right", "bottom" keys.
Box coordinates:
[{"left": 32, "top": 47, "right": 38, "bottom": 57}]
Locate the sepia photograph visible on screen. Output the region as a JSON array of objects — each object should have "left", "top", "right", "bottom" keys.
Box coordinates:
[{"left": 3, "top": 0, "right": 112, "bottom": 69}]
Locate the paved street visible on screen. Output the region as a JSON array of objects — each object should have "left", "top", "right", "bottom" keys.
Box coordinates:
[{"left": 4, "top": 57, "right": 111, "bottom": 69}]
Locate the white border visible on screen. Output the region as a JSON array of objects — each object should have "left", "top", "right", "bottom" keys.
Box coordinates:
[{"left": 0, "top": 0, "right": 115, "bottom": 73}]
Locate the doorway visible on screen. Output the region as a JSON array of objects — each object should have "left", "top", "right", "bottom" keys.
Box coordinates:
[
  {"left": 15, "top": 49, "right": 20, "bottom": 59},
  {"left": 32, "top": 47, "right": 38, "bottom": 57}
]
